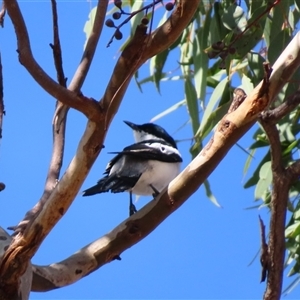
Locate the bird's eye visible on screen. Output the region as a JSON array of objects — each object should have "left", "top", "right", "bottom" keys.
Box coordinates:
[{"left": 161, "top": 146, "right": 165, "bottom": 151}]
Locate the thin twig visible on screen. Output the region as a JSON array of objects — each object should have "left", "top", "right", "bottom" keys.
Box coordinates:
[
  {"left": 262, "top": 89, "right": 300, "bottom": 124},
  {"left": 0, "top": 53, "right": 4, "bottom": 193},
  {"left": 106, "top": 0, "right": 162, "bottom": 47},
  {"left": 54, "top": 0, "right": 109, "bottom": 132},
  {"left": 259, "top": 215, "right": 269, "bottom": 282},
  {"left": 43, "top": 0, "right": 66, "bottom": 208},
  {"left": 4, "top": 0, "right": 102, "bottom": 121},
  {"left": 0, "top": 53, "right": 4, "bottom": 139},
  {"left": 50, "top": 0, "right": 67, "bottom": 88}
]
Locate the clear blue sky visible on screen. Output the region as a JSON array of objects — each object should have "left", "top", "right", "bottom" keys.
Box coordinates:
[{"left": 1, "top": 1, "right": 299, "bottom": 299}]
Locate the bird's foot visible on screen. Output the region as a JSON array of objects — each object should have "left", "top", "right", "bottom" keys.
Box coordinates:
[
  {"left": 150, "top": 184, "right": 160, "bottom": 197},
  {"left": 129, "top": 203, "right": 137, "bottom": 216}
]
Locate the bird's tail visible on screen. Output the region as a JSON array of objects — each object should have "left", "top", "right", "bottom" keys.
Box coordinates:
[{"left": 82, "top": 179, "right": 108, "bottom": 196}]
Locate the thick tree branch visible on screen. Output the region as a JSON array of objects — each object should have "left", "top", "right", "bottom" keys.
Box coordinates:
[
  {"left": 0, "top": 0, "right": 201, "bottom": 294},
  {"left": 0, "top": 227, "right": 31, "bottom": 299},
  {"left": 30, "top": 32, "right": 300, "bottom": 292},
  {"left": 259, "top": 120, "right": 287, "bottom": 300},
  {"left": 4, "top": 0, "right": 102, "bottom": 122}
]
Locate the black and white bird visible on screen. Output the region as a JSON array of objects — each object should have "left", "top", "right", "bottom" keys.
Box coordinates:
[{"left": 82, "top": 121, "right": 182, "bottom": 215}]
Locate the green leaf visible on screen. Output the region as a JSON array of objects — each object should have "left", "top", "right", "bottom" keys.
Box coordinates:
[
  {"left": 196, "top": 76, "right": 228, "bottom": 140},
  {"left": 293, "top": 208, "right": 300, "bottom": 220},
  {"left": 150, "top": 49, "right": 170, "bottom": 93},
  {"left": 130, "top": 0, "right": 144, "bottom": 33},
  {"left": 268, "top": 29, "right": 291, "bottom": 64},
  {"left": 283, "top": 140, "right": 300, "bottom": 156},
  {"left": 249, "top": 140, "right": 269, "bottom": 149},
  {"left": 244, "top": 152, "right": 270, "bottom": 188},
  {"left": 233, "top": 4, "right": 268, "bottom": 58},
  {"left": 149, "top": 11, "right": 169, "bottom": 93},
  {"left": 204, "top": 179, "right": 221, "bottom": 207},
  {"left": 184, "top": 78, "right": 200, "bottom": 135},
  {"left": 243, "top": 148, "right": 256, "bottom": 176},
  {"left": 247, "top": 52, "right": 265, "bottom": 85},
  {"left": 282, "top": 275, "right": 300, "bottom": 295},
  {"left": 254, "top": 160, "right": 272, "bottom": 201},
  {"left": 197, "top": 100, "right": 231, "bottom": 141},
  {"left": 150, "top": 100, "right": 186, "bottom": 123},
  {"left": 269, "top": 0, "right": 290, "bottom": 45},
  {"left": 193, "top": 6, "right": 212, "bottom": 101},
  {"left": 83, "top": 7, "right": 97, "bottom": 49},
  {"left": 295, "top": 0, "right": 300, "bottom": 12},
  {"left": 211, "top": 2, "right": 229, "bottom": 42},
  {"left": 241, "top": 73, "right": 254, "bottom": 95},
  {"left": 286, "top": 222, "right": 300, "bottom": 238},
  {"left": 222, "top": 4, "right": 246, "bottom": 31}
]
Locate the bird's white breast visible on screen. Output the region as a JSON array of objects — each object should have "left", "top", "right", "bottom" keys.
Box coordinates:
[{"left": 132, "top": 160, "right": 181, "bottom": 195}]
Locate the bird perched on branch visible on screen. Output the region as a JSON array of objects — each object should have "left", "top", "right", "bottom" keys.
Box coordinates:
[{"left": 82, "top": 121, "right": 182, "bottom": 215}]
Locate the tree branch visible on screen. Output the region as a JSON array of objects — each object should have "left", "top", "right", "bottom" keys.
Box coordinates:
[
  {"left": 0, "top": 0, "right": 201, "bottom": 293},
  {"left": 10, "top": 0, "right": 109, "bottom": 235},
  {"left": 261, "top": 89, "right": 300, "bottom": 124},
  {"left": 9, "top": 0, "right": 68, "bottom": 235},
  {"left": 259, "top": 215, "right": 269, "bottom": 283},
  {"left": 259, "top": 120, "right": 288, "bottom": 300},
  {"left": 50, "top": 0, "right": 67, "bottom": 88},
  {"left": 30, "top": 33, "right": 300, "bottom": 292},
  {"left": 0, "top": 53, "right": 4, "bottom": 139},
  {"left": 4, "top": 0, "right": 102, "bottom": 121},
  {"left": 54, "top": 0, "right": 109, "bottom": 132},
  {"left": 0, "top": 227, "right": 31, "bottom": 299}
]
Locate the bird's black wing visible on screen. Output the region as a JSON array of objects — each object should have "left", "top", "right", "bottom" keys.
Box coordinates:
[
  {"left": 110, "top": 139, "right": 182, "bottom": 163},
  {"left": 82, "top": 173, "right": 142, "bottom": 196}
]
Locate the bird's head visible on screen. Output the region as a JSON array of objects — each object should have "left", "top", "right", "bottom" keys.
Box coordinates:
[{"left": 124, "top": 120, "right": 178, "bottom": 149}]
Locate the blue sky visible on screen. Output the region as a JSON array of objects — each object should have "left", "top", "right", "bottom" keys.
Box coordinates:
[{"left": 1, "top": 1, "right": 299, "bottom": 299}]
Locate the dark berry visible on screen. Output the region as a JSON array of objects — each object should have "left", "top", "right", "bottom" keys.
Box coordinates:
[
  {"left": 165, "top": 2, "right": 174, "bottom": 11},
  {"left": 141, "top": 17, "right": 149, "bottom": 25},
  {"left": 114, "top": 0, "right": 122, "bottom": 9},
  {"left": 0, "top": 182, "right": 5, "bottom": 191},
  {"left": 105, "top": 19, "right": 115, "bottom": 28},
  {"left": 219, "top": 51, "right": 227, "bottom": 60},
  {"left": 113, "top": 12, "right": 121, "bottom": 20},
  {"left": 207, "top": 50, "right": 218, "bottom": 59},
  {"left": 114, "top": 29, "right": 123, "bottom": 40},
  {"left": 212, "top": 41, "right": 225, "bottom": 50}
]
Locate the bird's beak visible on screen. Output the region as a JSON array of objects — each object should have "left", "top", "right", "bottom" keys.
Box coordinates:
[{"left": 124, "top": 120, "right": 139, "bottom": 130}]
